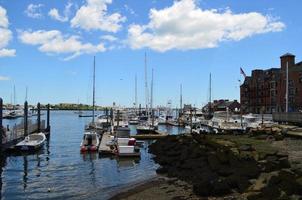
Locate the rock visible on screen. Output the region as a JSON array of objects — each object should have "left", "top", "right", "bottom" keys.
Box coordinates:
[
  {"left": 239, "top": 144, "right": 254, "bottom": 151},
  {"left": 193, "top": 180, "right": 212, "bottom": 196},
  {"left": 211, "top": 179, "right": 231, "bottom": 196},
  {"left": 207, "top": 154, "right": 221, "bottom": 171},
  {"left": 156, "top": 167, "right": 168, "bottom": 174},
  {"left": 278, "top": 157, "right": 291, "bottom": 169}
]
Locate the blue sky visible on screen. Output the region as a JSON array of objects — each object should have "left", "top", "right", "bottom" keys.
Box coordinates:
[{"left": 0, "top": 0, "right": 301, "bottom": 107}]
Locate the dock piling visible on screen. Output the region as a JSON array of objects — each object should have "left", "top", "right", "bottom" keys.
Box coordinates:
[
  {"left": 24, "top": 101, "right": 28, "bottom": 137},
  {"left": 46, "top": 104, "right": 50, "bottom": 132},
  {"left": 190, "top": 109, "right": 193, "bottom": 134},
  {"left": 105, "top": 108, "right": 108, "bottom": 123},
  {"left": 117, "top": 110, "right": 120, "bottom": 128},
  {"left": 37, "top": 103, "right": 41, "bottom": 132}
]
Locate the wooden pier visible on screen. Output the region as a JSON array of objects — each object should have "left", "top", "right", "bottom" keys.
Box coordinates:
[
  {"left": 98, "top": 132, "right": 114, "bottom": 155},
  {"left": 132, "top": 130, "right": 168, "bottom": 140},
  {"left": 0, "top": 98, "right": 51, "bottom": 152}
]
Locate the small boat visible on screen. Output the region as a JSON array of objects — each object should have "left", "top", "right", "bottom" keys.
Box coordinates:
[
  {"left": 116, "top": 137, "right": 140, "bottom": 157},
  {"left": 80, "top": 131, "right": 100, "bottom": 152},
  {"left": 15, "top": 132, "right": 46, "bottom": 151}
]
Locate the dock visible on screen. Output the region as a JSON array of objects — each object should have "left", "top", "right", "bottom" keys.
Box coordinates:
[
  {"left": 1, "top": 99, "right": 51, "bottom": 152},
  {"left": 98, "top": 132, "right": 114, "bottom": 155},
  {"left": 132, "top": 130, "right": 168, "bottom": 140}
]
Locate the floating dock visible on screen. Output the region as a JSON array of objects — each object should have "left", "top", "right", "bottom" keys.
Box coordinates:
[
  {"left": 1, "top": 100, "right": 51, "bottom": 152},
  {"left": 98, "top": 132, "right": 114, "bottom": 155},
  {"left": 132, "top": 130, "right": 168, "bottom": 140}
]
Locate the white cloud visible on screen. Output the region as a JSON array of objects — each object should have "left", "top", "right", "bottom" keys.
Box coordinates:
[
  {"left": 128, "top": 0, "right": 285, "bottom": 52},
  {"left": 0, "top": 75, "right": 10, "bottom": 81},
  {"left": 70, "top": 0, "right": 126, "bottom": 32},
  {"left": 48, "top": 2, "right": 73, "bottom": 22},
  {"left": 25, "top": 4, "right": 43, "bottom": 19},
  {"left": 18, "top": 30, "right": 106, "bottom": 60},
  {"left": 0, "top": 48, "right": 16, "bottom": 57},
  {"left": 0, "top": 6, "right": 9, "bottom": 28},
  {"left": 101, "top": 35, "right": 117, "bottom": 41},
  {"left": 0, "top": 6, "right": 16, "bottom": 57}
]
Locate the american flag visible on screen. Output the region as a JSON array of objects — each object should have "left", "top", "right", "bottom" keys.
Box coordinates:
[{"left": 240, "top": 67, "right": 246, "bottom": 78}]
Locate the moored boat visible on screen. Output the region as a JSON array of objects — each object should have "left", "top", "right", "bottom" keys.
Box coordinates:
[
  {"left": 80, "top": 131, "right": 100, "bottom": 152},
  {"left": 15, "top": 132, "right": 46, "bottom": 151}
]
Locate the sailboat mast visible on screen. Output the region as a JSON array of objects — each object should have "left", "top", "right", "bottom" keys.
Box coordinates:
[
  {"left": 180, "top": 84, "right": 182, "bottom": 115},
  {"left": 151, "top": 68, "right": 154, "bottom": 111},
  {"left": 25, "top": 86, "right": 28, "bottom": 102},
  {"left": 13, "top": 85, "right": 16, "bottom": 110},
  {"left": 209, "top": 73, "right": 212, "bottom": 115},
  {"left": 144, "top": 52, "right": 149, "bottom": 117},
  {"left": 92, "top": 56, "right": 96, "bottom": 123},
  {"left": 135, "top": 74, "right": 138, "bottom": 110}
]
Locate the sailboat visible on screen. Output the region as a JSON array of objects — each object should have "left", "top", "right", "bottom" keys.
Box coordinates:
[
  {"left": 136, "top": 67, "right": 158, "bottom": 134},
  {"left": 80, "top": 56, "right": 100, "bottom": 152}
]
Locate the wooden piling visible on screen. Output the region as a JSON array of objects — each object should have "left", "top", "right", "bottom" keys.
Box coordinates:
[
  {"left": 24, "top": 101, "right": 28, "bottom": 137},
  {"left": 0, "top": 98, "right": 3, "bottom": 150},
  {"left": 117, "top": 110, "right": 120, "bottom": 128},
  {"left": 139, "top": 104, "right": 141, "bottom": 116},
  {"left": 37, "top": 103, "right": 41, "bottom": 132},
  {"left": 106, "top": 108, "right": 108, "bottom": 123},
  {"left": 152, "top": 109, "right": 154, "bottom": 127},
  {"left": 110, "top": 108, "right": 113, "bottom": 125},
  {"left": 46, "top": 104, "right": 50, "bottom": 132},
  {"left": 190, "top": 109, "right": 193, "bottom": 134}
]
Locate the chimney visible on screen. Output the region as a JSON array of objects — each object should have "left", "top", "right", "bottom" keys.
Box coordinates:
[{"left": 280, "top": 53, "right": 295, "bottom": 70}]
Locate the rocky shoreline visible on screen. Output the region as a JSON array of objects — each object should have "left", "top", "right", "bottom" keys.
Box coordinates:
[{"left": 148, "top": 134, "right": 302, "bottom": 200}]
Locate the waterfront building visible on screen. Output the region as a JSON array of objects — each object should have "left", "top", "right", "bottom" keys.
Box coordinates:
[
  {"left": 240, "top": 53, "right": 302, "bottom": 114},
  {"left": 202, "top": 99, "right": 241, "bottom": 113}
]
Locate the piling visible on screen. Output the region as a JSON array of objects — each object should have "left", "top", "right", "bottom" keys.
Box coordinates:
[
  {"left": 0, "top": 98, "right": 3, "bottom": 150},
  {"left": 110, "top": 108, "right": 113, "bottom": 125},
  {"left": 37, "top": 103, "right": 41, "bottom": 132},
  {"left": 190, "top": 109, "right": 193, "bottom": 134},
  {"left": 139, "top": 104, "right": 141, "bottom": 116},
  {"left": 152, "top": 109, "right": 155, "bottom": 127},
  {"left": 105, "top": 108, "right": 108, "bottom": 123},
  {"left": 117, "top": 110, "right": 120, "bottom": 128},
  {"left": 46, "top": 104, "right": 50, "bottom": 132},
  {"left": 24, "top": 101, "right": 28, "bottom": 137}
]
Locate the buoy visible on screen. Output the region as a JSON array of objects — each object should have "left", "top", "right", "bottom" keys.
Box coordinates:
[{"left": 48, "top": 188, "right": 51, "bottom": 192}]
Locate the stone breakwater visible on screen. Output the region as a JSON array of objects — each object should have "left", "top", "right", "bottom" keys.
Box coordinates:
[{"left": 149, "top": 134, "right": 302, "bottom": 200}]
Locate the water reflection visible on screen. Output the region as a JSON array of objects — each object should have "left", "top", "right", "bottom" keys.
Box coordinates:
[
  {"left": 0, "top": 154, "right": 5, "bottom": 200},
  {"left": 116, "top": 157, "right": 140, "bottom": 169}
]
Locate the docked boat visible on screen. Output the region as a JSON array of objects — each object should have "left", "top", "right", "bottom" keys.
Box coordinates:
[
  {"left": 80, "top": 131, "right": 100, "bottom": 152},
  {"left": 136, "top": 122, "right": 158, "bottom": 134},
  {"left": 116, "top": 137, "right": 140, "bottom": 157},
  {"left": 15, "top": 132, "right": 46, "bottom": 151}
]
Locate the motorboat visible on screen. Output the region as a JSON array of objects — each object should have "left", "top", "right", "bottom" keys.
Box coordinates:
[
  {"left": 80, "top": 131, "right": 100, "bottom": 152},
  {"left": 15, "top": 132, "right": 46, "bottom": 151},
  {"left": 116, "top": 137, "right": 140, "bottom": 157}
]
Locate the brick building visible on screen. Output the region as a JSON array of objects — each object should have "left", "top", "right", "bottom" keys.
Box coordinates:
[{"left": 240, "top": 53, "right": 302, "bottom": 114}]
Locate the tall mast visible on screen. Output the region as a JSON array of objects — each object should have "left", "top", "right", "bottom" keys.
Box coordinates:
[
  {"left": 135, "top": 74, "right": 137, "bottom": 110},
  {"left": 25, "top": 86, "right": 28, "bottom": 102},
  {"left": 92, "top": 56, "right": 96, "bottom": 123},
  {"left": 13, "top": 85, "right": 16, "bottom": 110},
  {"left": 180, "top": 84, "right": 182, "bottom": 115},
  {"left": 209, "top": 73, "right": 212, "bottom": 115},
  {"left": 144, "top": 52, "right": 149, "bottom": 117},
  {"left": 286, "top": 61, "right": 289, "bottom": 112},
  {"left": 151, "top": 68, "right": 154, "bottom": 111}
]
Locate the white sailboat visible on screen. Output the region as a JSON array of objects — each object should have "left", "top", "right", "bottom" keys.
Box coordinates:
[{"left": 80, "top": 56, "right": 100, "bottom": 152}]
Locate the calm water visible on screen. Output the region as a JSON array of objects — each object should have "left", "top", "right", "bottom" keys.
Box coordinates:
[{"left": 0, "top": 111, "right": 184, "bottom": 200}]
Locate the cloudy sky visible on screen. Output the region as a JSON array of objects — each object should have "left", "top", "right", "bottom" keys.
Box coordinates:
[{"left": 0, "top": 0, "right": 301, "bottom": 107}]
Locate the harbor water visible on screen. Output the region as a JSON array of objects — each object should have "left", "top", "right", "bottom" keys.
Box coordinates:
[{"left": 0, "top": 111, "right": 184, "bottom": 200}]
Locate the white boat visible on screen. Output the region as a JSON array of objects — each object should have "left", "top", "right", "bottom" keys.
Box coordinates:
[
  {"left": 80, "top": 131, "right": 100, "bottom": 152},
  {"left": 116, "top": 137, "right": 140, "bottom": 157},
  {"left": 15, "top": 132, "right": 46, "bottom": 151}
]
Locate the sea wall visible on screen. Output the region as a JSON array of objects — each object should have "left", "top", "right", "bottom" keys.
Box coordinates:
[{"left": 149, "top": 134, "right": 302, "bottom": 199}]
